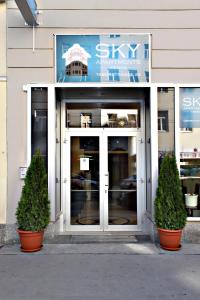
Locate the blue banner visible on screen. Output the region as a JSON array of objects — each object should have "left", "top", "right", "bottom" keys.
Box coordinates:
[
  {"left": 180, "top": 88, "right": 200, "bottom": 128},
  {"left": 56, "top": 34, "right": 150, "bottom": 83}
]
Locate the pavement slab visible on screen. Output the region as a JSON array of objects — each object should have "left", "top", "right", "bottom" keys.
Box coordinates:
[
  {"left": 0, "top": 249, "right": 200, "bottom": 300},
  {"left": 0, "top": 243, "right": 200, "bottom": 255},
  {"left": 0, "top": 243, "right": 159, "bottom": 255}
]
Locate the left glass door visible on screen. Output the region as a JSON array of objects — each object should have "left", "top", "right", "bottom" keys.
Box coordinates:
[{"left": 64, "top": 130, "right": 102, "bottom": 230}]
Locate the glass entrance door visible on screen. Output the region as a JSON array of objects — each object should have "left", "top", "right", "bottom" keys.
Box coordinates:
[
  {"left": 103, "top": 131, "right": 144, "bottom": 230},
  {"left": 105, "top": 134, "right": 138, "bottom": 228},
  {"left": 64, "top": 130, "right": 144, "bottom": 230},
  {"left": 65, "top": 131, "right": 102, "bottom": 230}
]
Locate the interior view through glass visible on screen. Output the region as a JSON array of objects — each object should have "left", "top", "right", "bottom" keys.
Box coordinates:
[
  {"left": 67, "top": 101, "right": 140, "bottom": 226},
  {"left": 70, "top": 135, "right": 137, "bottom": 226},
  {"left": 68, "top": 102, "right": 140, "bottom": 225},
  {"left": 71, "top": 136, "right": 100, "bottom": 225},
  {"left": 108, "top": 136, "right": 137, "bottom": 225},
  {"left": 66, "top": 102, "right": 141, "bottom": 128}
]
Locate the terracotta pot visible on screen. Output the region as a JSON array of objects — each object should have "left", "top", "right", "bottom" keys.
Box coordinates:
[
  {"left": 158, "top": 228, "right": 182, "bottom": 251},
  {"left": 17, "top": 229, "right": 44, "bottom": 252}
]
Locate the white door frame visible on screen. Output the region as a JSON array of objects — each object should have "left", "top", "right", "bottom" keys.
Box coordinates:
[
  {"left": 63, "top": 129, "right": 145, "bottom": 231},
  {"left": 64, "top": 129, "right": 103, "bottom": 231},
  {"left": 61, "top": 100, "right": 145, "bottom": 231},
  {"left": 102, "top": 129, "right": 145, "bottom": 231}
]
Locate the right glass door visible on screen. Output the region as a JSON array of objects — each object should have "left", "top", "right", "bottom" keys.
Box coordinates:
[{"left": 104, "top": 132, "right": 143, "bottom": 229}]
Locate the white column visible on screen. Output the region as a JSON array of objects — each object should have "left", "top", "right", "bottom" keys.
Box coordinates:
[
  {"left": 150, "top": 85, "right": 158, "bottom": 219},
  {"left": 48, "top": 86, "right": 56, "bottom": 221},
  {"left": 26, "top": 85, "right": 32, "bottom": 167},
  {"left": 175, "top": 86, "right": 180, "bottom": 171}
]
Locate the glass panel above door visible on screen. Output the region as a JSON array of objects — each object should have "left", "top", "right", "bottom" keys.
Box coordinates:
[{"left": 65, "top": 103, "right": 141, "bottom": 128}]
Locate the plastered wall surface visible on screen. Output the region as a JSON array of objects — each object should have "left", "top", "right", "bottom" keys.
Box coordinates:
[
  {"left": 0, "top": 82, "right": 6, "bottom": 224},
  {"left": 0, "top": 3, "right": 6, "bottom": 76},
  {"left": 6, "top": 0, "right": 200, "bottom": 223},
  {"left": 0, "top": 2, "right": 7, "bottom": 224}
]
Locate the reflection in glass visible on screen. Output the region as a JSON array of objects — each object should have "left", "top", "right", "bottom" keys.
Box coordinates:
[
  {"left": 70, "top": 137, "right": 99, "bottom": 225},
  {"left": 180, "top": 146, "right": 200, "bottom": 217},
  {"left": 32, "top": 110, "right": 47, "bottom": 158},
  {"left": 67, "top": 109, "right": 101, "bottom": 128},
  {"left": 108, "top": 136, "right": 137, "bottom": 225},
  {"left": 157, "top": 87, "right": 175, "bottom": 170},
  {"left": 101, "top": 109, "right": 139, "bottom": 128},
  {"left": 31, "top": 87, "right": 48, "bottom": 169},
  {"left": 66, "top": 106, "right": 140, "bottom": 128},
  {"left": 179, "top": 88, "right": 200, "bottom": 216},
  {"left": 80, "top": 113, "right": 92, "bottom": 128}
]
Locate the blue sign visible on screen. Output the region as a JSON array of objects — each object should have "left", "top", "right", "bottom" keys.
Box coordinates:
[
  {"left": 180, "top": 88, "right": 200, "bottom": 128},
  {"left": 56, "top": 34, "right": 150, "bottom": 83}
]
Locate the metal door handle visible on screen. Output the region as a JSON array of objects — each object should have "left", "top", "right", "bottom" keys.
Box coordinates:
[{"left": 105, "top": 173, "right": 109, "bottom": 189}]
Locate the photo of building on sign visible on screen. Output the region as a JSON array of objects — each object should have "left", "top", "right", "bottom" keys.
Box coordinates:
[{"left": 62, "top": 44, "right": 91, "bottom": 76}]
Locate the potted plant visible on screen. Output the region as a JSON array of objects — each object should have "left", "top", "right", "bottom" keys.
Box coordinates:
[
  {"left": 155, "top": 155, "right": 187, "bottom": 251},
  {"left": 16, "top": 150, "right": 50, "bottom": 252},
  {"left": 185, "top": 194, "right": 198, "bottom": 208},
  {"left": 184, "top": 179, "right": 198, "bottom": 208}
]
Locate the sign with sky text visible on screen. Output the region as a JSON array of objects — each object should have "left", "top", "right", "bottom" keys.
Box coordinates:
[
  {"left": 56, "top": 34, "right": 150, "bottom": 83},
  {"left": 180, "top": 88, "right": 200, "bottom": 128}
]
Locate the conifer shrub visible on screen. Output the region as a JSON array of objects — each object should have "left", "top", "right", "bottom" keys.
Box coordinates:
[
  {"left": 16, "top": 150, "right": 50, "bottom": 231},
  {"left": 155, "top": 155, "right": 187, "bottom": 230}
]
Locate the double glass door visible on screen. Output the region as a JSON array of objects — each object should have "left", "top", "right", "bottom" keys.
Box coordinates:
[{"left": 64, "top": 129, "right": 145, "bottom": 230}]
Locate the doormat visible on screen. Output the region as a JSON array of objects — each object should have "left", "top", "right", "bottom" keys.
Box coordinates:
[
  {"left": 77, "top": 217, "right": 129, "bottom": 225},
  {"left": 110, "top": 217, "right": 129, "bottom": 225},
  {"left": 77, "top": 217, "right": 99, "bottom": 225}
]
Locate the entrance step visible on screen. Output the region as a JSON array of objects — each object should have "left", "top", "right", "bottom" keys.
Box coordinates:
[{"left": 45, "top": 232, "right": 151, "bottom": 244}]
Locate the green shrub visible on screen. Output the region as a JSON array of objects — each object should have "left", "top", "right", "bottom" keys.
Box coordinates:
[
  {"left": 16, "top": 150, "right": 50, "bottom": 231},
  {"left": 155, "top": 155, "right": 187, "bottom": 230}
]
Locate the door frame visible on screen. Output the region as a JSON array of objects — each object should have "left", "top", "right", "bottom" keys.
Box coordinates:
[
  {"left": 61, "top": 99, "right": 146, "bottom": 231},
  {"left": 102, "top": 129, "right": 145, "bottom": 231},
  {"left": 64, "top": 129, "right": 103, "bottom": 231},
  {"left": 63, "top": 128, "right": 145, "bottom": 231}
]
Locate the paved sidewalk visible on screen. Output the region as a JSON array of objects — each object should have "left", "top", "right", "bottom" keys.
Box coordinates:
[
  {"left": 0, "top": 242, "right": 200, "bottom": 255},
  {"left": 0, "top": 242, "right": 158, "bottom": 255},
  {"left": 0, "top": 243, "right": 200, "bottom": 300}
]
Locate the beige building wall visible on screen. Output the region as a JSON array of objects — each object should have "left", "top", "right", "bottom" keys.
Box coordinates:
[
  {"left": 6, "top": 0, "right": 200, "bottom": 223},
  {"left": 0, "top": 1, "right": 7, "bottom": 224},
  {"left": 0, "top": 82, "right": 6, "bottom": 224},
  {"left": 0, "top": 1, "right": 6, "bottom": 76}
]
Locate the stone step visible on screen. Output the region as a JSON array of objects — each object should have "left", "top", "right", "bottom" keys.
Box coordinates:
[{"left": 45, "top": 233, "right": 151, "bottom": 244}]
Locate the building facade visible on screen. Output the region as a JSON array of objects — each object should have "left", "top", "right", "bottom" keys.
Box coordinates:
[
  {"left": 0, "top": 0, "right": 7, "bottom": 243},
  {"left": 3, "top": 0, "right": 200, "bottom": 242}
]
